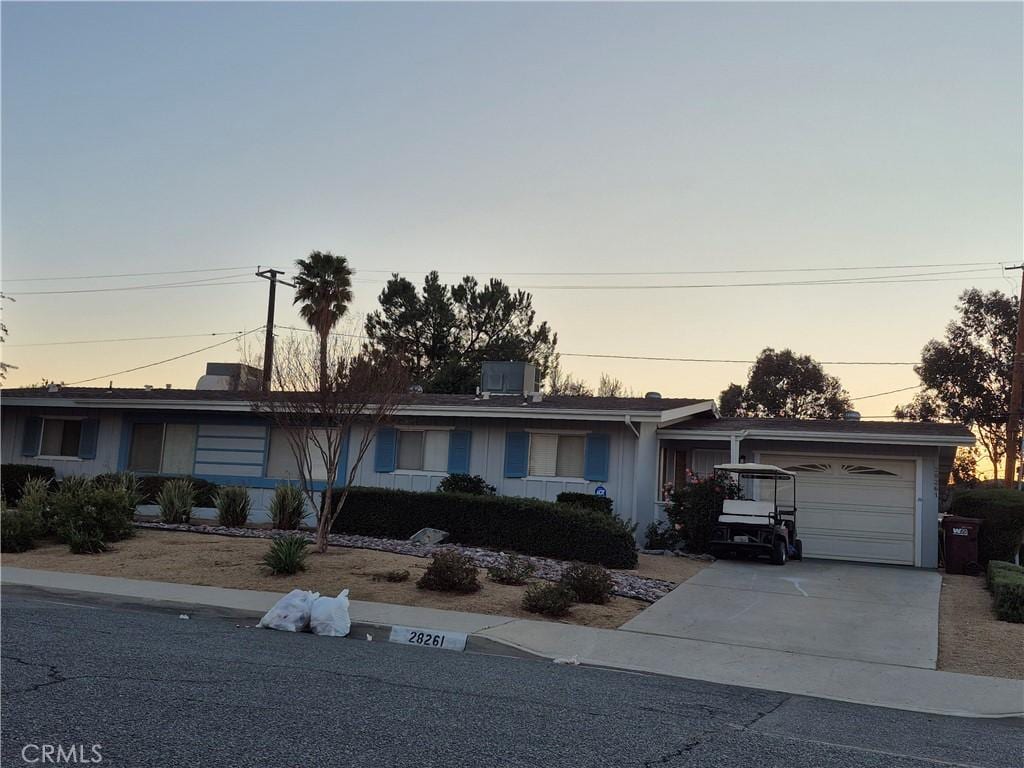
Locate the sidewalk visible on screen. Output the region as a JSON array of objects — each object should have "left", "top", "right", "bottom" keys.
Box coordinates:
[{"left": 4, "top": 566, "right": 1021, "bottom": 718}]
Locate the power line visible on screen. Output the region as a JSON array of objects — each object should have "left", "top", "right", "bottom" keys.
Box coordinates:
[
  {"left": 2, "top": 265, "right": 261, "bottom": 283},
  {"left": 4, "top": 275, "right": 260, "bottom": 297},
  {"left": 850, "top": 384, "right": 923, "bottom": 401},
  {"left": 6, "top": 330, "right": 249, "bottom": 348},
  {"left": 65, "top": 328, "right": 265, "bottom": 385}
]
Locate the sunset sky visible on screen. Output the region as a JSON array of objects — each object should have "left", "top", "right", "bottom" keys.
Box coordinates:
[{"left": 2, "top": 2, "right": 1022, "bottom": 445}]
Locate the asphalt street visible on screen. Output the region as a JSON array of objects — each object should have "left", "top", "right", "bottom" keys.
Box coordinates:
[{"left": 1, "top": 592, "right": 1021, "bottom": 767}]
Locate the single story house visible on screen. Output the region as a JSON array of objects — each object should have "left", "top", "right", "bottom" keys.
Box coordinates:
[{"left": 0, "top": 362, "right": 973, "bottom": 568}]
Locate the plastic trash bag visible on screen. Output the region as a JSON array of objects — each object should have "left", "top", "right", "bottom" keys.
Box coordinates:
[
  {"left": 258, "top": 589, "right": 320, "bottom": 632},
  {"left": 310, "top": 589, "right": 351, "bottom": 637}
]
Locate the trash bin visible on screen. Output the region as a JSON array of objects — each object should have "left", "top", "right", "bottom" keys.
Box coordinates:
[{"left": 942, "top": 516, "right": 982, "bottom": 575}]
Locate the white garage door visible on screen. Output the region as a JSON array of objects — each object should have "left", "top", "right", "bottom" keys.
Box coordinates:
[{"left": 759, "top": 454, "right": 917, "bottom": 565}]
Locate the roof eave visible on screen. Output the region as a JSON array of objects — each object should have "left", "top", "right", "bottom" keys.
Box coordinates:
[{"left": 656, "top": 427, "right": 975, "bottom": 448}]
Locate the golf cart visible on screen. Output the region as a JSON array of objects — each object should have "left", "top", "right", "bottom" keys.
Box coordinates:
[{"left": 708, "top": 463, "right": 802, "bottom": 565}]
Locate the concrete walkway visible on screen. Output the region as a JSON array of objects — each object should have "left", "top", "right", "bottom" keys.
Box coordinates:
[
  {"left": 3, "top": 566, "right": 1021, "bottom": 718},
  {"left": 621, "top": 560, "right": 941, "bottom": 668}
]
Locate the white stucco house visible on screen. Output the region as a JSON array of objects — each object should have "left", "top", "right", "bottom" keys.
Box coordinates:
[{"left": 0, "top": 361, "right": 973, "bottom": 568}]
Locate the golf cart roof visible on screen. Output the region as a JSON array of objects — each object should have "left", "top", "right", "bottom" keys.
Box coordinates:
[{"left": 714, "top": 463, "right": 795, "bottom": 476}]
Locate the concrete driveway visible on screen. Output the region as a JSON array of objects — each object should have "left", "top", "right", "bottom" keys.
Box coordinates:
[{"left": 620, "top": 559, "right": 941, "bottom": 669}]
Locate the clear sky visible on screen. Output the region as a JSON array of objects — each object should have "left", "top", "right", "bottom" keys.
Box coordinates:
[{"left": 2, "top": 2, "right": 1022, "bottom": 428}]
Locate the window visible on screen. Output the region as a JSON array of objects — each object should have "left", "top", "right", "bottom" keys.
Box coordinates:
[
  {"left": 528, "top": 433, "right": 585, "bottom": 478},
  {"left": 396, "top": 430, "right": 449, "bottom": 472},
  {"left": 841, "top": 464, "right": 899, "bottom": 477},
  {"left": 266, "top": 428, "right": 330, "bottom": 481},
  {"left": 40, "top": 419, "right": 82, "bottom": 457},
  {"left": 127, "top": 423, "right": 197, "bottom": 474}
]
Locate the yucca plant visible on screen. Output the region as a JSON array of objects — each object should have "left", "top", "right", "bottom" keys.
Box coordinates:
[
  {"left": 269, "top": 485, "right": 306, "bottom": 530},
  {"left": 214, "top": 486, "right": 251, "bottom": 528},
  {"left": 157, "top": 478, "right": 194, "bottom": 524},
  {"left": 18, "top": 476, "right": 52, "bottom": 531},
  {"left": 262, "top": 534, "right": 309, "bottom": 575},
  {"left": 96, "top": 472, "right": 144, "bottom": 510}
]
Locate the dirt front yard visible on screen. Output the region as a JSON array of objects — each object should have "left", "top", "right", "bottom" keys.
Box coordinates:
[
  {"left": 938, "top": 573, "right": 1023, "bottom": 680},
  {"left": 2, "top": 530, "right": 707, "bottom": 629}
]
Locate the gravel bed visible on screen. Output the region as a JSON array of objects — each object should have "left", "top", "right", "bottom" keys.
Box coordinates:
[{"left": 135, "top": 521, "right": 676, "bottom": 602}]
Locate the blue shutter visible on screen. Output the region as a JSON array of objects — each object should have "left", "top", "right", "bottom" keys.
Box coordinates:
[
  {"left": 78, "top": 419, "right": 100, "bottom": 460},
  {"left": 584, "top": 433, "right": 610, "bottom": 482},
  {"left": 447, "top": 430, "right": 472, "bottom": 474},
  {"left": 21, "top": 417, "right": 42, "bottom": 457},
  {"left": 504, "top": 431, "right": 529, "bottom": 478},
  {"left": 374, "top": 427, "right": 397, "bottom": 473}
]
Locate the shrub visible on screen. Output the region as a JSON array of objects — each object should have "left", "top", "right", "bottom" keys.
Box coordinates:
[
  {"left": 331, "top": 487, "right": 638, "bottom": 569},
  {"left": 156, "top": 478, "right": 194, "bottom": 524},
  {"left": 949, "top": 488, "right": 1024, "bottom": 566},
  {"left": 0, "top": 464, "right": 56, "bottom": 507},
  {"left": 438, "top": 474, "right": 496, "bottom": 496},
  {"left": 644, "top": 520, "right": 682, "bottom": 550},
  {"left": 96, "top": 475, "right": 220, "bottom": 508},
  {"left": 522, "top": 583, "right": 574, "bottom": 617},
  {"left": 18, "top": 477, "right": 52, "bottom": 532},
  {"left": 560, "top": 562, "right": 614, "bottom": 604},
  {"left": 986, "top": 560, "right": 1018, "bottom": 590},
  {"left": 667, "top": 472, "right": 743, "bottom": 554},
  {"left": 261, "top": 535, "right": 309, "bottom": 575},
  {"left": 94, "top": 472, "right": 144, "bottom": 510},
  {"left": 50, "top": 483, "right": 135, "bottom": 552},
  {"left": 1, "top": 508, "right": 42, "bottom": 552},
  {"left": 488, "top": 554, "right": 536, "bottom": 586},
  {"left": 988, "top": 561, "right": 1024, "bottom": 623},
  {"left": 214, "top": 486, "right": 251, "bottom": 528},
  {"left": 269, "top": 485, "right": 307, "bottom": 530},
  {"left": 417, "top": 550, "right": 481, "bottom": 593},
  {"left": 557, "top": 492, "right": 614, "bottom": 516}
]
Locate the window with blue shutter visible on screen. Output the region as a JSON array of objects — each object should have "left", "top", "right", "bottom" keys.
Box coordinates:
[
  {"left": 447, "top": 430, "right": 472, "bottom": 474},
  {"left": 583, "top": 433, "right": 611, "bottom": 482},
  {"left": 374, "top": 427, "right": 397, "bottom": 473},
  {"left": 504, "top": 431, "right": 529, "bottom": 478},
  {"left": 78, "top": 419, "right": 100, "bottom": 460},
  {"left": 21, "top": 417, "right": 42, "bottom": 457}
]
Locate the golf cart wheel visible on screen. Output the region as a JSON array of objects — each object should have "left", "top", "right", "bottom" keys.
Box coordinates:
[
  {"left": 770, "top": 538, "right": 788, "bottom": 565},
  {"left": 792, "top": 539, "right": 803, "bottom": 561}
]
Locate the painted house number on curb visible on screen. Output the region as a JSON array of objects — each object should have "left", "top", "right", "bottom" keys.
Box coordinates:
[{"left": 388, "top": 626, "right": 468, "bottom": 652}]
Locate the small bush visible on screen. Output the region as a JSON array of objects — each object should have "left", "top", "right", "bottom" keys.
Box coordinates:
[
  {"left": 1, "top": 509, "right": 42, "bottom": 552},
  {"left": 557, "top": 492, "right": 614, "bottom": 516},
  {"left": 488, "top": 554, "right": 536, "bottom": 586},
  {"left": 64, "top": 523, "right": 108, "bottom": 555},
  {"left": 988, "top": 561, "right": 1024, "bottom": 623},
  {"left": 50, "top": 483, "right": 135, "bottom": 552},
  {"left": 95, "top": 472, "right": 144, "bottom": 510},
  {"left": 417, "top": 550, "right": 481, "bottom": 593},
  {"left": 667, "top": 472, "right": 744, "bottom": 554},
  {"left": 560, "top": 562, "right": 614, "bottom": 605},
  {"left": 438, "top": 474, "right": 496, "bottom": 496},
  {"left": 157, "top": 478, "right": 194, "bottom": 524},
  {"left": 1, "top": 464, "right": 56, "bottom": 506},
  {"left": 18, "top": 476, "right": 52, "bottom": 532},
  {"left": 214, "top": 486, "right": 251, "bottom": 528},
  {"left": 372, "top": 569, "right": 410, "bottom": 583},
  {"left": 262, "top": 535, "right": 309, "bottom": 575},
  {"left": 949, "top": 489, "right": 1024, "bottom": 566},
  {"left": 269, "top": 485, "right": 307, "bottom": 530},
  {"left": 644, "top": 520, "right": 682, "bottom": 550},
  {"left": 522, "top": 583, "right": 574, "bottom": 617},
  {"left": 986, "top": 560, "right": 1018, "bottom": 590},
  {"left": 96, "top": 475, "right": 220, "bottom": 508}
]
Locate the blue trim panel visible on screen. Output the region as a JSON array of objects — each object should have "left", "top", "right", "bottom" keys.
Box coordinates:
[
  {"left": 193, "top": 446, "right": 265, "bottom": 453},
  {"left": 192, "top": 459, "right": 265, "bottom": 467}
]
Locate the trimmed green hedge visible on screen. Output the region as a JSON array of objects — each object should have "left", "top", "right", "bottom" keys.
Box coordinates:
[
  {"left": 950, "top": 488, "right": 1024, "bottom": 566},
  {"left": 330, "top": 486, "right": 638, "bottom": 568},
  {"left": 1, "top": 464, "right": 56, "bottom": 506},
  {"left": 556, "top": 492, "right": 613, "bottom": 516},
  {"left": 987, "top": 560, "right": 1024, "bottom": 623}
]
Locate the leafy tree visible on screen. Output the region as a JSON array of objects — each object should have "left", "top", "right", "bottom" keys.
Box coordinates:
[
  {"left": 894, "top": 289, "right": 1016, "bottom": 474},
  {"left": 292, "top": 251, "right": 354, "bottom": 392},
  {"left": 597, "top": 373, "right": 635, "bottom": 398},
  {"left": 364, "top": 271, "right": 557, "bottom": 393},
  {"left": 719, "top": 348, "right": 852, "bottom": 419},
  {"left": 950, "top": 446, "right": 980, "bottom": 487},
  {"left": 546, "top": 357, "right": 593, "bottom": 396}
]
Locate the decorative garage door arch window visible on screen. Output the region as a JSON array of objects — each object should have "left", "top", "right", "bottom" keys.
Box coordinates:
[{"left": 782, "top": 462, "right": 899, "bottom": 477}]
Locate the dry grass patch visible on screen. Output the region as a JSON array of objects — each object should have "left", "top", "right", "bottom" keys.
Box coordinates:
[
  {"left": 1, "top": 530, "right": 694, "bottom": 628},
  {"left": 938, "top": 573, "right": 1024, "bottom": 680}
]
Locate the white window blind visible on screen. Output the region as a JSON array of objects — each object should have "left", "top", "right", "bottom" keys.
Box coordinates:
[
  {"left": 528, "top": 433, "right": 558, "bottom": 476},
  {"left": 161, "top": 424, "right": 196, "bottom": 475},
  {"left": 128, "top": 424, "right": 163, "bottom": 471},
  {"left": 397, "top": 431, "right": 424, "bottom": 470},
  {"left": 556, "top": 435, "right": 585, "bottom": 478},
  {"left": 423, "top": 431, "right": 449, "bottom": 472},
  {"left": 266, "top": 428, "right": 330, "bottom": 481}
]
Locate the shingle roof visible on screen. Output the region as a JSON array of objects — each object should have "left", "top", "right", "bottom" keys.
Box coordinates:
[
  {"left": 669, "top": 416, "right": 974, "bottom": 439},
  {"left": 0, "top": 386, "right": 708, "bottom": 413}
]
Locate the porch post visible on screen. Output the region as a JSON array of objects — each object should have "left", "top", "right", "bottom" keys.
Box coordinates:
[
  {"left": 729, "top": 433, "right": 742, "bottom": 464},
  {"left": 631, "top": 421, "right": 659, "bottom": 538}
]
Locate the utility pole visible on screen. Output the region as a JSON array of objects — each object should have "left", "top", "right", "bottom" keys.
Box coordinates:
[
  {"left": 255, "top": 267, "right": 294, "bottom": 394},
  {"left": 1004, "top": 264, "right": 1024, "bottom": 487}
]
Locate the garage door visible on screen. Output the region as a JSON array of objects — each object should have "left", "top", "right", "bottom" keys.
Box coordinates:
[{"left": 759, "top": 454, "right": 917, "bottom": 565}]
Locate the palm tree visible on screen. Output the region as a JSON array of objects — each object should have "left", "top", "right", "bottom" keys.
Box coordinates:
[{"left": 292, "top": 251, "right": 354, "bottom": 392}]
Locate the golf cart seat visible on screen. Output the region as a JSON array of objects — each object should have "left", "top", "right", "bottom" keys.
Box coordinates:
[{"left": 718, "top": 499, "right": 775, "bottom": 526}]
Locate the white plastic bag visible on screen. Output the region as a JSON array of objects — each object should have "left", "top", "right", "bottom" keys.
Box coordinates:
[
  {"left": 309, "top": 589, "right": 351, "bottom": 637},
  {"left": 258, "top": 589, "right": 319, "bottom": 632}
]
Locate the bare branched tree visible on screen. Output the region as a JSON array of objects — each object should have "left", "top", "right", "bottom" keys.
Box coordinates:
[{"left": 250, "top": 331, "right": 409, "bottom": 552}]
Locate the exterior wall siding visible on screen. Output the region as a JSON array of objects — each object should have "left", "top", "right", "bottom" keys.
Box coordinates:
[{"left": 1, "top": 407, "right": 122, "bottom": 478}]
